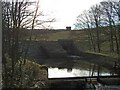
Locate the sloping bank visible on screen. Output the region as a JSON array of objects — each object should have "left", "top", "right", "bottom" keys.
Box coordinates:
[{"left": 77, "top": 51, "right": 118, "bottom": 70}]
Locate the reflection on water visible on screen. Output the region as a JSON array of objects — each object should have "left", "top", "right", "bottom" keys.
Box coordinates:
[{"left": 48, "top": 67, "right": 110, "bottom": 78}]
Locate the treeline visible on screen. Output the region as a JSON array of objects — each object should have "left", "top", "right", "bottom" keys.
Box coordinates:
[{"left": 74, "top": 0, "right": 120, "bottom": 56}]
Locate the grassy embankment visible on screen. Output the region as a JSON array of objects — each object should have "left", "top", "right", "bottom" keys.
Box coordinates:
[
  {"left": 23, "top": 29, "right": 118, "bottom": 69},
  {"left": 29, "top": 29, "right": 119, "bottom": 58}
]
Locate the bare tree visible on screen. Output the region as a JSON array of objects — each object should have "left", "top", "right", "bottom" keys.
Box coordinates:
[
  {"left": 89, "top": 4, "right": 102, "bottom": 53},
  {"left": 75, "top": 11, "right": 96, "bottom": 52},
  {"left": 112, "top": 1, "right": 120, "bottom": 55},
  {"left": 74, "top": 0, "right": 120, "bottom": 57},
  {"left": 101, "top": 1, "right": 116, "bottom": 54},
  {"left": 2, "top": 0, "right": 55, "bottom": 88}
]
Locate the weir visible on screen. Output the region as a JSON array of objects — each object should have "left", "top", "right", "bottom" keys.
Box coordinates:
[
  {"left": 46, "top": 66, "right": 120, "bottom": 85},
  {"left": 47, "top": 73, "right": 120, "bottom": 89},
  {"left": 48, "top": 75, "right": 119, "bottom": 80}
]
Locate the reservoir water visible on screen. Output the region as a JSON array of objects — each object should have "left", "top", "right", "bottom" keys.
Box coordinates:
[{"left": 48, "top": 67, "right": 110, "bottom": 78}]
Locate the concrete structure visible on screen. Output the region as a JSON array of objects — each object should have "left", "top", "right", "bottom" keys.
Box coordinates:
[{"left": 66, "top": 26, "right": 71, "bottom": 30}]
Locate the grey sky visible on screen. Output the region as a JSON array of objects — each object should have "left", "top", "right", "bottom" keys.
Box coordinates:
[{"left": 40, "top": 0, "right": 103, "bottom": 29}]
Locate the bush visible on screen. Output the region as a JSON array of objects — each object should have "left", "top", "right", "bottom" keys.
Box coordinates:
[{"left": 2, "top": 56, "right": 48, "bottom": 89}]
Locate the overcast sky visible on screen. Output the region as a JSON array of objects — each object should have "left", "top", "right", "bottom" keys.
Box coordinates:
[{"left": 40, "top": 0, "right": 103, "bottom": 29}]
